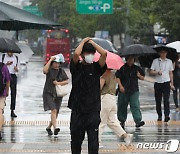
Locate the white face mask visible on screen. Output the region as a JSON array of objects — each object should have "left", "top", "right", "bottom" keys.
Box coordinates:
[{"left": 84, "top": 54, "right": 94, "bottom": 64}]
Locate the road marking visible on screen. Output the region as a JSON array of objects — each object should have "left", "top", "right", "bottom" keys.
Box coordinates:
[
  {"left": 0, "top": 146, "right": 179, "bottom": 153},
  {"left": 3, "top": 120, "right": 180, "bottom": 126},
  {"left": 0, "top": 143, "right": 180, "bottom": 153},
  {"left": 11, "top": 143, "right": 25, "bottom": 149}
]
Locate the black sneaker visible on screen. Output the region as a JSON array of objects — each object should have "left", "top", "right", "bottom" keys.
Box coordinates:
[
  {"left": 164, "top": 117, "right": 170, "bottom": 122},
  {"left": 0, "top": 131, "right": 2, "bottom": 140},
  {"left": 46, "top": 128, "right": 53, "bottom": 136},
  {"left": 135, "top": 121, "right": 145, "bottom": 128},
  {"left": 157, "top": 117, "right": 162, "bottom": 121},
  {"left": 11, "top": 111, "right": 17, "bottom": 118},
  {"left": 54, "top": 128, "right": 60, "bottom": 135},
  {"left": 120, "top": 122, "right": 125, "bottom": 129}
]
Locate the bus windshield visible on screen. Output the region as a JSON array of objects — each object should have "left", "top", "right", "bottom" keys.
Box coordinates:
[{"left": 47, "top": 30, "right": 69, "bottom": 39}]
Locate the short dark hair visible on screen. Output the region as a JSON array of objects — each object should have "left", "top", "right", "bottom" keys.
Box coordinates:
[
  {"left": 159, "top": 49, "right": 168, "bottom": 53},
  {"left": 82, "top": 42, "right": 96, "bottom": 54},
  {"left": 125, "top": 55, "right": 135, "bottom": 61}
]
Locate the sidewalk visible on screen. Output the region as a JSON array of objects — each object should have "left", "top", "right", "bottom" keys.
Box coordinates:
[
  {"left": 0, "top": 59, "right": 179, "bottom": 153},
  {"left": 1, "top": 121, "right": 180, "bottom": 153}
]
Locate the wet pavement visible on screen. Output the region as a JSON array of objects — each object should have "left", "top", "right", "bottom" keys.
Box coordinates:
[{"left": 1, "top": 57, "right": 180, "bottom": 153}]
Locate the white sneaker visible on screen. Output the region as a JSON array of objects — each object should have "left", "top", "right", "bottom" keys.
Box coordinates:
[
  {"left": 99, "top": 142, "right": 104, "bottom": 149},
  {"left": 124, "top": 134, "right": 133, "bottom": 146},
  {"left": 176, "top": 108, "right": 180, "bottom": 112}
]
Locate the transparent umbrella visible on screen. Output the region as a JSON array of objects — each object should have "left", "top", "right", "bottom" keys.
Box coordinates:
[
  {"left": 16, "top": 42, "right": 34, "bottom": 63},
  {"left": 166, "top": 41, "right": 180, "bottom": 53}
]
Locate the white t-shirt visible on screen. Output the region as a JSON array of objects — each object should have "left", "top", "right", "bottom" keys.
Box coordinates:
[
  {"left": 151, "top": 58, "right": 173, "bottom": 83},
  {"left": 0, "top": 54, "right": 18, "bottom": 74}
]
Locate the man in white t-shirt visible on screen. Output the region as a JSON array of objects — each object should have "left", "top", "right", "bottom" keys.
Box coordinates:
[
  {"left": 0, "top": 52, "right": 19, "bottom": 118},
  {"left": 150, "top": 49, "right": 174, "bottom": 122}
]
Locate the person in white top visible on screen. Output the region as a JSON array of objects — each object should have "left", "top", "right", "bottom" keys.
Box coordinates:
[
  {"left": 150, "top": 49, "right": 174, "bottom": 122},
  {"left": 0, "top": 52, "right": 19, "bottom": 118}
]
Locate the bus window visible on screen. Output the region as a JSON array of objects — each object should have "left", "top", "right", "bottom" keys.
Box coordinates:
[{"left": 48, "top": 30, "right": 68, "bottom": 39}]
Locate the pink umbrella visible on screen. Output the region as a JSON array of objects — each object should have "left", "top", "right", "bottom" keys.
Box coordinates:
[
  {"left": 79, "top": 50, "right": 124, "bottom": 70},
  {"left": 94, "top": 50, "right": 124, "bottom": 70}
]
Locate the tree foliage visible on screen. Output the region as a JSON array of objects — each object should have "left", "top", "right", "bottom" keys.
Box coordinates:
[
  {"left": 34, "top": 0, "right": 179, "bottom": 45},
  {"left": 152, "top": 0, "right": 180, "bottom": 41},
  {"left": 128, "top": 0, "right": 157, "bottom": 44}
]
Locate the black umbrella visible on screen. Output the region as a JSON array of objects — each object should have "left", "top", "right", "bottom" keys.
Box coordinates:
[
  {"left": 119, "top": 44, "right": 156, "bottom": 57},
  {"left": 153, "top": 44, "right": 178, "bottom": 61},
  {"left": 139, "top": 54, "right": 159, "bottom": 68},
  {"left": 0, "top": 38, "right": 21, "bottom": 53},
  {"left": 92, "top": 38, "right": 118, "bottom": 53},
  {"left": 139, "top": 44, "right": 178, "bottom": 68},
  {"left": 0, "top": 2, "right": 61, "bottom": 31}
]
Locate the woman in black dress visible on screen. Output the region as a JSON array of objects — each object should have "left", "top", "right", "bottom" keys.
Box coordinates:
[{"left": 43, "top": 54, "right": 69, "bottom": 135}]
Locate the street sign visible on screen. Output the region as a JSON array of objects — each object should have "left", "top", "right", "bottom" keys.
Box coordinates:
[
  {"left": 23, "top": 6, "right": 43, "bottom": 16},
  {"left": 24, "top": 6, "right": 39, "bottom": 12},
  {"left": 76, "top": 0, "right": 113, "bottom": 14}
]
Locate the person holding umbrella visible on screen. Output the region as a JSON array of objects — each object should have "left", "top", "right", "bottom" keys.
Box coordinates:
[
  {"left": 115, "top": 55, "right": 145, "bottom": 129},
  {"left": 1, "top": 51, "right": 19, "bottom": 118},
  {"left": 0, "top": 38, "right": 21, "bottom": 118},
  {"left": 150, "top": 48, "right": 174, "bottom": 122}
]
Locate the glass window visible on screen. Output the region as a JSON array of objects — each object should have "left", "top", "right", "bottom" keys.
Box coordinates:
[{"left": 48, "top": 30, "right": 68, "bottom": 39}]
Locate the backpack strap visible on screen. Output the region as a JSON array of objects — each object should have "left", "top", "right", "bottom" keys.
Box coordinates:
[
  {"left": 15, "top": 55, "right": 18, "bottom": 67},
  {"left": 2, "top": 54, "right": 5, "bottom": 63},
  {"left": 2, "top": 54, "right": 18, "bottom": 66}
]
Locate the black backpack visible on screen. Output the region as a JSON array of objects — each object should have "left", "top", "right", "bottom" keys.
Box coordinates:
[{"left": 0, "top": 63, "right": 6, "bottom": 96}]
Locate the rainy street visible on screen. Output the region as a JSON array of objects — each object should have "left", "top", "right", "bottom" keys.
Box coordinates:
[
  {"left": 0, "top": 0, "right": 179, "bottom": 154},
  {"left": 0, "top": 57, "right": 180, "bottom": 154}
]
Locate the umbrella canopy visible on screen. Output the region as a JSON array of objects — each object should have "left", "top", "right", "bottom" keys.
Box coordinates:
[
  {"left": 0, "top": 1, "right": 61, "bottom": 31},
  {"left": 139, "top": 44, "right": 178, "bottom": 68},
  {"left": 119, "top": 44, "right": 156, "bottom": 57},
  {"left": 0, "top": 10, "right": 11, "bottom": 21},
  {"left": 153, "top": 44, "right": 178, "bottom": 61},
  {"left": 16, "top": 43, "right": 34, "bottom": 63},
  {"left": 17, "top": 43, "right": 34, "bottom": 58},
  {"left": 138, "top": 54, "right": 158, "bottom": 68},
  {"left": 166, "top": 41, "right": 180, "bottom": 53},
  {"left": 0, "top": 38, "right": 21, "bottom": 53},
  {"left": 94, "top": 51, "right": 124, "bottom": 70},
  {"left": 92, "top": 38, "right": 118, "bottom": 53}
]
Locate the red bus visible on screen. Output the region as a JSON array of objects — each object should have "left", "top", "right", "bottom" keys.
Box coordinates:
[{"left": 44, "top": 29, "right": 70, "bottom": 65}]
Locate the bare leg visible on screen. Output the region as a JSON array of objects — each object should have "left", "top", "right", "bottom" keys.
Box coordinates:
[
  {"left": 0, "top": 109, "right": 3, "bottom": 131},
  {"left": 47, "top": 121, "right": 52, "bottom": 129},
  {"left": 51, "top": 109, "right": 57, "bottom": 130},
  {"left": 47, "top": 110, "right": 59, "bottom": 129}
]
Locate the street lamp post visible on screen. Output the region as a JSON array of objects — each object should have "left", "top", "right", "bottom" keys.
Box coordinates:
[{"left": 124, "top": 0, "right": 133, "bottom": 46}]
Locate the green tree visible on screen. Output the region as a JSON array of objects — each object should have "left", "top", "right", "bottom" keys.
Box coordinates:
[
  {"left": 25, "top": 0, "right": 180, "bottom": 47},
  {"left": 152, "top": 0, "right": 180, "bottom": 41},
  {"left": 36, "top": 0, "right": 127, "bottom": 46},
  {"left": 128, "top": 0, "right": 156, "bottom": 45}
]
